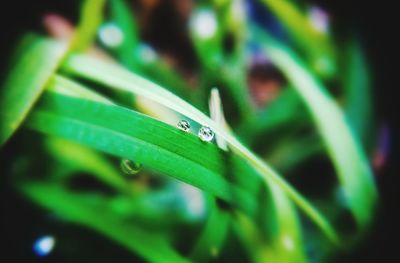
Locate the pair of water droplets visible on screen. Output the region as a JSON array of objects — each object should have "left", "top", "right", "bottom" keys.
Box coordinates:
[
  {"left": 177, "top": 120, "right": 214, "bottom": 142},
  {"left": 121, "top": 120, "right": 214, "bottom": 175}
]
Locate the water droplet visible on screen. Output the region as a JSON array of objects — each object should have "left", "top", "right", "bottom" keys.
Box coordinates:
[
  {"left": 198, "top": 126, "right": 214, "bottom": 142},
  {"left": 33, "top": 235, "right": 55, "bottom": 257},
  {"left": 177, "top": 120, "right": 191, "bottom": 132},
  {"left": 120, "top": 159, "right": 142, "bottom": 175}
]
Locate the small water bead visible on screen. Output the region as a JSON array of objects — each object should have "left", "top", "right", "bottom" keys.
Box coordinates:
[
  {"left": 198, "top": 126, "right": 214, "bottom": 142},
  {"left": 177, "top": 120, "right": 191, "bottom": 132},
  {"left": 120, "top": 159, "right": 142, "bottom": 175}
]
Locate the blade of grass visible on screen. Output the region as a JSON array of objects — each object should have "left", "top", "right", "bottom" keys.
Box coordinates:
[
  {"left": 42, "top": 137, "right": 199, "bottom": 226},
  {"left": 233, "top": 200, "right": 306, "bottom": 263},
  {"left": 61, "top": 53, "right": 339, "bottom": 243},
  {"left": 252, "top": 26, "right": 378, "bottom": 228},
  {"left": 108, "top": 0, "right": 193, "bottom": 102},
  {"left": 45, "top": 137, "right": 127, "bottom": 192},
  {"left": 109, "top": 0, "right": 139, "bottom": 69},
  {"left": 189, "top": 196, "right": 230, "bottom": 262},
  {"left": 0, "top": 35, "right": 68, "bottom": 145},
  {"left": 30, "top": 87, "right": 306, "bottom": 261},
  {"left": 209, "top": 88, "right": 228, "bottom": 150},
  {"left": 70, "top": 0, "right": 106, "bottom": 52},
  {"left": 265, "top": 135, "right": 322, "bottom": 173},
  {"left": 47, "top": 74, "right": 113, "bottom": 104},
  {"left": 20, "top": 182, "right": 190, "bottom": 263},
  {"left": 189, "top": 6, "right": 253, "bottom": 122},
  {"left": 237, "top": 87, "right": 309, "bottom": 145},
  {"left": 260, "top": 0, "right": 336, "bottom": 78},
  {"left": 188, "top": 88, "right": 231, "bottom": 262},
  {"left": 343, "top": 40, "right": 373, "bottom": 149},
  {"left": 26, "top": 92, "right": 261, "bottom": 216}
]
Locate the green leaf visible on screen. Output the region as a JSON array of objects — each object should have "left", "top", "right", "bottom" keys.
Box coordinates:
[
  {"left": 233, "top": 192, "right": 307, "bottom": 263},
  {"left": 28, "top": 92, "right": 306, "bottom": 262},
  {"left": 266, "top": 135, "right": 322, "bottom": 173},
  {"left": 189, "top": 6, "right": 253, "bottom": 122},
  {"left": 109, "top": 0, "right": 139, "bottom": 69},
  {"left": 237, "top": 87, "right": 308, "bottom": 145},
  {"left": 343, "top": 40, "right": 373, "bottom": 148},
  {"left": 189, "top": 196, "right": 230, "bottom": 262},
  {"left": 61, "top": 54, "right": 339, "bottom": 243},
  {"left": 47, "top": 74, "right": 113, "bottom": 104},
  {"left": 107, "top": 0, "right": 193, "bottom": 102},
  {"left": 45, "top": 137, "right": 127, "bottom": 192},
  {"left": 0, "top": 35, "right": 68, "bottom": 145},
  {"left": 20, "top": 182, "right": 190, "bottom": 263},
  {"left": 189, "top": 89, "right": 230, "bottom": 262},
  {"left": 71, "top": 0, "right": 106, "bottom": 51},
  {"left": 253, "top": 26, "right": 378, "bottom": 228},
  {"left": 26, "top": 92, "right": 260, "bottom": 216},
  {"left": 260, "top": 0, "right": 336, "bottom": 78}
]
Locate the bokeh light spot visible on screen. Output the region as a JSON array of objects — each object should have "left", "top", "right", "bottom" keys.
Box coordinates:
[{"left": 33, "top": 235, "right": 55, "bottom": 257}]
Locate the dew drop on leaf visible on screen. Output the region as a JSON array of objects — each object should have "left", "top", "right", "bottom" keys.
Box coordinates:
[
  {"left": 120, "top": 159, "right": 142, "bottom": 175},
  {"left": 198, "top": 126, "right": 214, "bottom": 142},
  {"left": 177, "top": 120, "right": 191, "bottom": 132}
]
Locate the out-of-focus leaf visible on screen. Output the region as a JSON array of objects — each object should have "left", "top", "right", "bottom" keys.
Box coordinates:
[
  {"left": 260, "top": 0, "right": 336, "bottom": 78},
  {"left": 237, "top": 88, "right": 308, "bottom": 145},
  {"left": 140, "top": 60, "right": 193, "bottom": 103},
  {"left": 45, "top": 137, "right": 127, "bottom": 192},
  {"left": 209, "top": 88, "right": 228, "bottom": 150},
  {"left": 253, "top": 26, "right": 378, "bottom": 228},
  {"left": 61, "top": 54, "right": 339, "bottom": 243},
  {"left": 71, "top": 0, "right": 106, "bottom": 51},
  {"left": 109, "top": 0, "right": 138, "bottom": 69},
  {"left": 107, "top": 0, "right": 192, "bottom": 102},
  {"left": 343, "top": 40, "right": 373, "bottom": 148},
  {"left": 0, "top": 36, "right": 67, "bottom": 145},
  {"left": 189, "top": 5, "right": 253, "bottom": 122},
  {"left": 266, "top": 135, "right": 322, "bottom": 173},
  {"left": 189, "top": 88, "right": 231, "bottom": 262},
  {"left": 189, "top": 197, "right": 230, "bottom": 262},
  {"left": 233, "top": 187, "right": 307, "bottom": 263},
  {"left": 47, "top": 74, "right": 113, "bottom": 104},
  {"left": 20, "top": 182, "right": 190, "bottom": 263}
]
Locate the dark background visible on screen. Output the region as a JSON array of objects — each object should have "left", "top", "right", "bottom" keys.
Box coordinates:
[{"left": 0, "top": 1, "right": 397, "bottom": 262}]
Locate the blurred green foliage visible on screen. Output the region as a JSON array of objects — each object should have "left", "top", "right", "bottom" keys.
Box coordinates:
[{"left": 0, "top": 0, "right": 378, "bottom": 262}]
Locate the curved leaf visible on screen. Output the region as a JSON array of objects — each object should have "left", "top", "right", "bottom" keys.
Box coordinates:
[
  {"left": 260, "top": 0, "right": 336, "bottom": 77},
  {"left": 21, "top": 182, "right": 190, "bottom": 263},
  {"left": 71, "top": 0, "right": 106, "bottom": 51},
  {"left": 253, "top": 26, "right": 378, "bottom": 228},
  {"left": 0, "top": 35, "right": 67, "bottom": 145},
  {"left": 61, "top": 54, "right": 338, "bottom": 243},
  {"left": 26, "top": 92, "right": 260, "bottom": 216}
]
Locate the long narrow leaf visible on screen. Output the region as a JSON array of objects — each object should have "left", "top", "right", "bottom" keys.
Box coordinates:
[
  {"left": 0, "top": 36, "right": 67, "bottom": 145},
  {"left": 70, "top": 0, "right": 106, "bottom": 51},
  {"left": 26, "top": 92, "right": 260, "bottom": 216},
  {"left": 21, "top": 182, "right": 190, "bottom": 263},
  {"left": 61, "top": 53, "right": 338, "bottom": 242},
  {"left": 253, "top": 26, "right": 378, "bottom": 228},
  {"left": 260, "top": 0, "right": 336, "bottom": 78}
]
